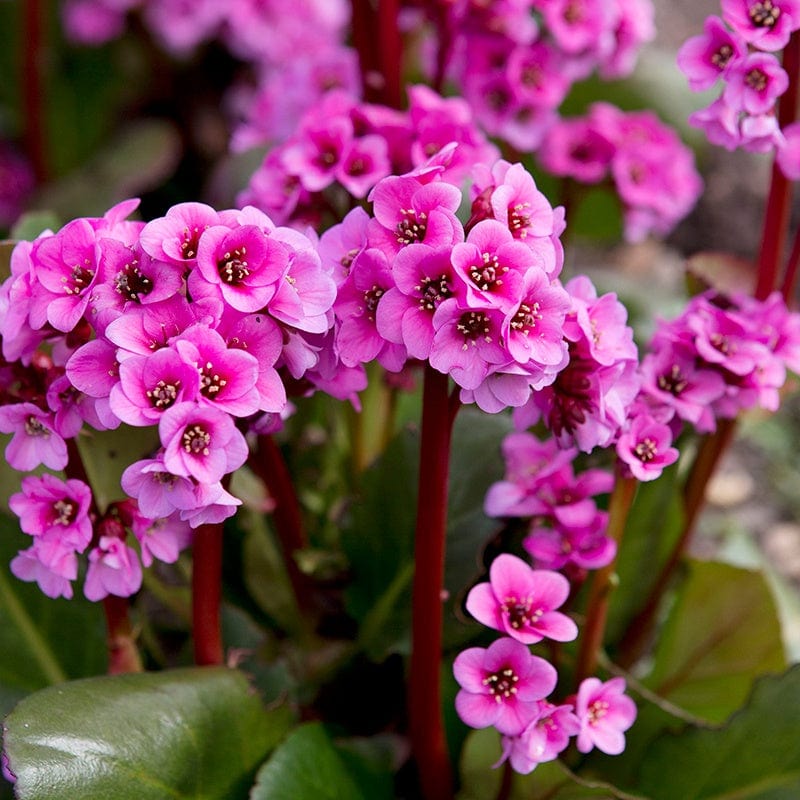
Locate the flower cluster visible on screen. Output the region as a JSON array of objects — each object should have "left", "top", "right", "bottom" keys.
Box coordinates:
[
  {"left": 639, "top": 289, "right": 800, "bottom": 432},
  {"left": 513, "top": 274, "right": 640, "bottom": 451},
  {"left": 679, "top": 2, "right": 800, "bottom": 167},
  {"left": 537, "top": 103, "right": 704, "bottom": 241},
  {"left": 485, "top": 432, "right": 616, "bottom": 572},
  {"left": 424, "top": 0, "right": 655, "bottom": 152},
  {"left": 321, "top": 156, "right": 577, "bottom": 413},
  {"left": 0, "top": 198, "right": 338, "bottom": 599},
  {"left": 239, "top": 85, "right": 499, "bottom": 226},
  {"left": 454, "top": 553, "right": 636, "bottom": 773}
]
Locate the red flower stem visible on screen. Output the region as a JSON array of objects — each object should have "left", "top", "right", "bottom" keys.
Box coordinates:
[
  {"left": 22, "top": 0, "right": 48, "bottom": 182},
  {"left": 65, "top": 439, "right": 142, "bottom": 673},
  {"left": 249, "top": 435, "right": 314, "bottom": 616},
  {"left": 409, "top": 365, "right": 456, "bottom": 800},
  {"left": 430, "top": 1, "right": 454, "bottom": 94},
  {"left": 754, "top": 32, "right": 800, "bottom": 300},
  {"left": 781, "top": 224, "right": 800, "bottom": 301},
  {"left": 377, "top": 0, "right": 402, "bottom": 109},
  {"left": 192, "top": 519, "right": 225, "bottom": 666},
  {"left": 574, "top": 474, "right": 637, "bottom": 686},
  {"left": 350, "top": 0, "right": 380, "bottom": 103},
  {"left": 617, "top": 418, "right": 737, "bottom": 668},
  {"left": 103, "top": 595, "right": 143, "bottom": 674}
]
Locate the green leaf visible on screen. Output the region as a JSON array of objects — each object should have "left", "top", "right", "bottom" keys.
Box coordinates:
[
  {"left": 639, "top": 665, "right": 800, "bottom": 799},
  {"left": 39, "top": 120, "right": 181, "bottom": 220},
  {"left": 250, "top": 723, "right": 366, "bottom": 800},
  {"left": 341, "top": 426, "right": 419, "bottom": 656},
  {"left": 4, "top": 667, "right": 293, "bottom": 800},
  {"left": 0, "top": 515, "right": 106, "bottom": 716},
  {"left": 75, "top": 425, "right": 160, "bottom": 512},
  {"left": 644, "top": 560, "right": 786, "bottom": 723},
  {"left": 10, "top": 212, "right": 61, "bottom": 241}
]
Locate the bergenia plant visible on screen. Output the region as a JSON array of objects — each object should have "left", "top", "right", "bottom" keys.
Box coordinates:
[{"left": 1, "top": 0, "right": 800, "bottom": 798}]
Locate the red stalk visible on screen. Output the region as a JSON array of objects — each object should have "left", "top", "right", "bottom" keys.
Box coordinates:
[
  {"left": 22, "top": 0, "right": 48, "bottom": 182},
  {"left": 409, "top": 365, "right": 456, "bottom": 800},
  {"left": 350, "top": 0, "right": 381, "bottom": 103},
  {"left": 66, "top": 439, "right": 142, "bottom": 673},
  {"left": 755, "top": 33, "right": 800, "bottom": 299},
  {"left": 192, "top": 520, "right": 225, "bottom": 666},
  {"left": 574, "top": 475, "right": 637, "bottom": 685},
  {"left": 377, "top": 0, "right": 403, "bottom": 109},
  {"left": 249, "top": 435, "right": 314, "bottom": 616}
]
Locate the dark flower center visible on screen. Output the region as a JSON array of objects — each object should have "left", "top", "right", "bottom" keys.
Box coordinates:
[
  {"left": 363, "top": 286, "right": 385, "bottom": 321},
  {"left": 182, "top": 424, "right": 211, "bottom": 455},
  {"left": 198, "top": 361, "right": 228, "bottom": 398},
  {"left": 396, "top": 209, "right": 428, "bottom": 246},
  {"left": 510, "top": 301, "right": 542, "bottom": 334},
  {"left": 657, "top": 364, "right": 688, "bottom": 396},
  {"left": 457, "top": 310, "right": 492, "bottom": 344},
  {"left": 218, "top": 247, "right": 250, "bottom": 285},
  {"left": 483, "top": 667, "right": 519, "bottom": 701},
  {"left": 469, "top": 252, "right": 508, "bottom": 292},
  {"left": 52, "top": 499, "right": 77, "bottom": 526},
  {"left": 417, "top": 274, "right": 451, "bottom": 312},
  {"left": 24, "top": 415, "right": 50, "bottom": 437},
  {"left": 115, "top": 260, "right": 153, "bottom": 302},
  {"left": 711, "top": 43, "right": 734, "bottom": 69},
  {"left": 745, "top": 68, "right": 768, "bottom": 91},
  {"left": 750, "top": 1, "right": 781, "bottom": 27},
  {"left": 147, "top": 379, "right": 180, "bottom": 409},
  {"left": 634, "top": 437, "right": 658, "bottom": 462},
  {"left": 180, "top": 226, "right": 205, "bottom": 260}
]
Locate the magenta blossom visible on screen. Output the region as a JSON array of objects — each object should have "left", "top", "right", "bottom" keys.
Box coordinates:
[
  {"left": 574, "top": 677, "right": 637, "bottom": 755},
  {"left": 453, "top": 637, "right": 557, "bottom": 735},
  {"left": 84, "top": 535, "right": 143, "bottom": 601},
  {"left": 498, "top": 702, "right": 580, "bottom": 774},
  {"left": 159, "top": 402, "right": 249, "bottom": 484},
  {"left": 677, "top": 16, "right": 747, "bottom": 91},
  {"left": 466, "top": 554, "right": 578, "bottom": 644},
  {"left": 0, "top": 403, "right": 68, "bottom": 471},
  {"left": 720, "top": 0, "right": 800, "bottom": 51},
  {"left": 616, "top": 413, "right": 679, "bottom": 481},
  {"left": 10, "top": 542, "right": 78, "bottom": 600},
  {"left": 9, "top": 475, "right": 93, "bottom": 552}
]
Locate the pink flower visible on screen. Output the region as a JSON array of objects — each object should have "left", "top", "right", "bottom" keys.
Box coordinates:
[
  {"left": 84, "top": 535, "right": 143, "bottom": 601},
  {"left": 453, "top": 637, "right": 557, "bottom": 735},
  {"left": 498, "top": 702, "right": 580, "bottom": 774},
  {"left": 159, "top": 402, "right": 249, "bottom": 484},
  {"left": 109, "top": 347, "right": 201, "bottom": 426},
  {"left": 574, "top": 677, "right": 637, "bottom": 755},
  {"left": 139, "top": 202, "right": 220, "bottom": 267},
  {"left": 10, "top": 542, "right": 78, "bottom": 600},
  {"left": 9, "top": 475, "right": 93, "bottom": 552},
  {"left": 616, "top": 413, "right": 679, "bottom": 481},
  {"left": 524, "top": 514, "right": 616, "bottom": 571},
  {"left": 0, "top": 403, "right": 68, "bottom": 471},
  {"left": 193, "top": 224, "right": 289, "bottom": 312},
  {"left": 465, "top": 554, "right": 578, "bottom": 644},
  {"left": 724, "top": 52, "right": 788, "bottom": 115},
  {"left": 677, "top": 15, "right": 747, "bottom": 91},
  {"left": 720, "top": 0, "right": 800, "bottom": 51}
]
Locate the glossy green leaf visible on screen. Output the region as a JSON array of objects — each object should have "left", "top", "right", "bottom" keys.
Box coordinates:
[
  {"left": 250, "top": 723, "right": 365, "bottom": 800},
  {"left": 0, "top": 515, "right": 106, "bottom": 717},
  {"left": 639, "top": 665, "right": 800, "bottom": 799},
  {"left": 644, "top": 560, "right": 786, "bottom": 723},
  {"left": 4, "top": 667, "right": 293, "bottom": 800}
]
